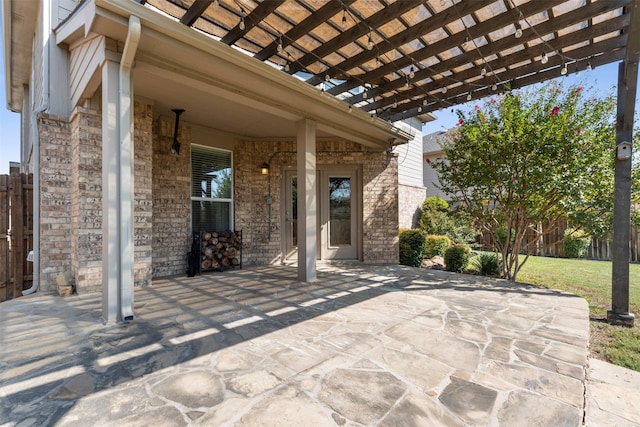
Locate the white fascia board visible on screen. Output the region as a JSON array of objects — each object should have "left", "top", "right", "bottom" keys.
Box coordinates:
[
  {"left": 2, "top": 0, "right": 12, "bottom": 110},
  {"left": 56, "top": 0, "right": 412, "bottom": 147}
]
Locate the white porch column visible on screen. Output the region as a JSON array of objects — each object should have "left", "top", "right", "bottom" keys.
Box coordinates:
[
  {"left": 296, "top": 118, "right": 317, "bottom": 282},
  {"left": 102, "top": 58, "right": 121, "bottom": 324}
]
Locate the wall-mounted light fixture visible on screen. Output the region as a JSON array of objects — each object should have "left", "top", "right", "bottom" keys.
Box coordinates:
[
  {"left": 171, "top": 109, "right": 185, "bottom": 155},
  {"left": 260, "top": 163, "right": 270, "bottom": 175}
]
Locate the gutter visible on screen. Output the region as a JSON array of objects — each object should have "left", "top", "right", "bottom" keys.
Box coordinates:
[
  {"left": 118, "top": 15, "right": 141, "bottom": 321},
  {"left": 2, "top": 0, "right": 12, "bottom": 110},
  {"left": 23, "top": 0, "right": 52, "bottom": 296}
]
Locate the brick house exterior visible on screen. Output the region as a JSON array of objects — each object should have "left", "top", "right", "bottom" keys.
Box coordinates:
[{"left": 3, "top": 0, "right": 421, "bottom": 322}]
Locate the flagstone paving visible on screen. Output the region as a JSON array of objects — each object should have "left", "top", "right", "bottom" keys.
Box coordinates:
[{"left": 0, "top": 263, "right": 635, "bottom": 426}]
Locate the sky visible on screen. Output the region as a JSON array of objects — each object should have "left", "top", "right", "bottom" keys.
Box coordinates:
[{"left": 0, "top": 21, "right": 638, "bottom": 175}]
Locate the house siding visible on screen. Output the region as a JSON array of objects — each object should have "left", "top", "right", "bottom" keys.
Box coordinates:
[{"left": 394, "top": 118, "right": 426, "bottom": 230}]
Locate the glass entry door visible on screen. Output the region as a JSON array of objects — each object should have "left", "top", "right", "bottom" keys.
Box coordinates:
[
  {"left": 284, "top": 167, "right": 360, "bottom": 261},
  {"left": 321, "top": 168, "right": 359, "bottom": 259}
]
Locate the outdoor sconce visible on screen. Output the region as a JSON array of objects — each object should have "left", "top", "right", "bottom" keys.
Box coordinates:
[
  {"left": 261, "top": 163, "right": 270, "bottom": 175},
  {"left": 171, "top": 109, "right": 185, "bottom": 155},
  {"left": 616, "top": 141, "right": 632, "bottom": 161}
]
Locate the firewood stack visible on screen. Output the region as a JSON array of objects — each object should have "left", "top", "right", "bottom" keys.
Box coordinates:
[{"left": 199, "top": 230, "right": 242, "bottom": 272}]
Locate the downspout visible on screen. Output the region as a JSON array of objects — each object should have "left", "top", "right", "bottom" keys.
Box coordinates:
[
  {"left": 118, "top": 15, "right": 141, "bottom": 321},
  {"left": 24, "top": 0, "right": 51, "bottom": 295}
]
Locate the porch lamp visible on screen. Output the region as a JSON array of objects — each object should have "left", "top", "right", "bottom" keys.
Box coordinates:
[
  {"left": 261, "top": 163, "right": 270, "bottom": 175},
  {"left": 171, "top": 109, "right": 185, "bottom": 155}
]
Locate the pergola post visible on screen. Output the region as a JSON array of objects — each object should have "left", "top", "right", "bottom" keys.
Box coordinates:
[
  {"left": 608, "top": 60, "right": 638, "bottom": 327},
  {"left": 296, "top": 118, "right": 317, "bottom": 282}
]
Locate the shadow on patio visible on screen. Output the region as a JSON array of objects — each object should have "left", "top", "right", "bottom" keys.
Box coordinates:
[{"left": 0, "top": 263, "right": 589, "bottom": 426}]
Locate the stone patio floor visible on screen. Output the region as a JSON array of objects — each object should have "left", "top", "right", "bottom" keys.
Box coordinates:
[{"left": 1, "top": 263, "right": 638, "bottom": 426}]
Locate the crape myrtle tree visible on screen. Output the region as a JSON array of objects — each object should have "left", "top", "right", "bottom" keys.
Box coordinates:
[{"left": 433, "top": 82, "right": 619, "bottom": 281}]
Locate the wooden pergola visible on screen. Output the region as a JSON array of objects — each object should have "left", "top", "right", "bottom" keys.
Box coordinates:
[
  {"left": 135, "top": 0, "right": 638, "bottom": 120},
  {"left": 135, "top": 0, "right": 638, "bottom": 323}
]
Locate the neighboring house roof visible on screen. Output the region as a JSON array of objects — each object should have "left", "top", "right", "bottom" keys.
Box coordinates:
[{"left": 423, "top": 131, "right": 447, "bottom": 156}]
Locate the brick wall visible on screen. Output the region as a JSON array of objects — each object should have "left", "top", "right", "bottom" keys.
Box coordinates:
[
  {"left": 70, "top": 107, "right": 102, "bottom": 293},
  {"left": 152, "top": 116, "right": 191, "bottom": 277},
  {"left": 134, "top": 101, "right": 153, "bottom": 286},
  {"left": 361, "top": 150, "right": 399, "bottom": 264},
  {"left": 234, "top": 140, "right": 399, "bottom": 265},
  {"left": 398, "top": 184, "right": 426, "bottom": 230},
  {"left": 38, "top": 113, "right": 73, "bottom": 293}
]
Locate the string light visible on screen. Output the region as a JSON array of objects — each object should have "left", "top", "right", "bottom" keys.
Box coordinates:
[
  {"left": 491, "top": 83, "right": 497, "bottom": 91},
  {"left": 363, "top": 89, "right": 368, "bottom": 99},
  {"left": 341, "top": 8, "right": 347, "bottom": 28},
  {"left": 481, "top": 66, "right": 487, "bottom": 76},
  {"left": 586, "top": 61, "right": 593, "bottom": 71},
  {"left": 514, "top": 22, "right": 522, "bottom": 38},
  {"left": 239, "top": 12, "right": 246, "bottom": 30},
  {"left": 541, "top": 52, "right": 549, "bottom": 64},
  {"left": 284, "top": 62, "right": 290, "bottom": 72},
  {"left": 409, "top": 66, "right": 415, "bottom": 79},
  {"left": 466, "top": 92, "right": 472, "bottom": 101},
  {"left": 277, "top": 36, "right": 284, "bottom": 53},
  {"left": 405, "top": 77, "right": 410, "bottom": 89},
  {"left": 561, "top": 63, "right": 568, "bottom": 75},
  {"left": 442, "top": 86, "right": 447, "bottom": 94}
]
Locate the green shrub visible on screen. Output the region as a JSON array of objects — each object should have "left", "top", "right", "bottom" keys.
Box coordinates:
[
  {"left": 399, "top": 229, "right": 426, "bottom": 267},
  {"left": 425, "top": 235, "right": 451, "bottom": 258},
  {"left": 563, "top": 228, "right": 591, "bottom": 258},
  {"left": 472, "top": 252, "right": 502, "bottom": 277},
  {"left": 444, "top": 244, "right": 470, "bottom": 272},
  {"left": 419, "top": 197, "right": 450, "bottom": 235}
]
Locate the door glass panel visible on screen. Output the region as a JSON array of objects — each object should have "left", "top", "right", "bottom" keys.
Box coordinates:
[
  {"left": 292, "top": 176, "right": 297, "bottom": 247},
  {"left": 329, "top": 177, "right": 351, "bottom": 246}
]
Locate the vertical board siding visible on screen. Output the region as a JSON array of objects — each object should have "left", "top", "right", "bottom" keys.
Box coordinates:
[{"left": 396, "top": 134, "right": 425, "bottom": 188}]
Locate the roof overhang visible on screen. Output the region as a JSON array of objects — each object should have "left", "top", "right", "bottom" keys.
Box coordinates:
[
  {"left": 3, "top": 0, "right": 39, "bottom": 112},
  {"left": 55, "top": 0, "right": 412, "bottom": 148}
]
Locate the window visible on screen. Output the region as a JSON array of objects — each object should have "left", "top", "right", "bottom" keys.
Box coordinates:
[{"left": 191, "top": 145, "right": 233, "bottom": 232}]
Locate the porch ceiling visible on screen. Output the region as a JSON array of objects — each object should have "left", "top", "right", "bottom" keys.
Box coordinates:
[{"left": 133, "top": 0, "right": 640, "bottom": 123}]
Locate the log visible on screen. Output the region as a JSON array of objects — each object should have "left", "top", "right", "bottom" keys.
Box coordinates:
[
  {"left": 202, "top": 259, "right": 212, "bottom": 269},
  {"left": 226, "top": 247, "right": 236, "bottom": 258},
  {"left": 210, "top": 238, "right": 218, "bottom": 245},
  {"left": 204, "top": 247, "right": 213, "bottom": 258},
  {"left": 221, "top": 257, "right": 230, "bottom": 267},
  {"left": 231, "top": 257, "right": 240, "bottom": 266},
  {"left": 203, "top": 232, "right": 212, "bottom": 241}
]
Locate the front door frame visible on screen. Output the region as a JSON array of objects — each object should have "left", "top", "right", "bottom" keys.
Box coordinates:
[{"left": 281, "top": 165, "right": 362, "bottom": 262}]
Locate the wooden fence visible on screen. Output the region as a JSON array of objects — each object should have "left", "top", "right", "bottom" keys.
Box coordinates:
[
  {"left": 0, "top": 173, "right": 34, "bottom": 302},
  {"left": 479, "top": 220, "right": 640, "bottom": 262}
]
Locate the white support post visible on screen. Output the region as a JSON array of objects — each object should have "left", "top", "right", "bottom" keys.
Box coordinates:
[
  {"left": 296, "top": 118, "right": 317, "bottom": 282},
  {"left": 102, "top": 58, "right": 121, "bottom": 324}
]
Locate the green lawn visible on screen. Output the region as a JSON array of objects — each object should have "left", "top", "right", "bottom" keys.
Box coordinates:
[{"left": 509, "top": 255, "right": 640, "bottom": 371}]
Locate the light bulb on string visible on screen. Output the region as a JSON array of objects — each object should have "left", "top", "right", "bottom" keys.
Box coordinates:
[
  {"left": 239, "top": 13, "right": 245, "bottom": 31},
  {"left": 514, "top": 23, "right": 522, "bottom": 39},
  {"left": 341, "top": 9, "right": 347, "bottom": 28},
  {"left": 367, "top": 32, "right": 374, "bottom": 51},
  {"left": 277, "top": 37, "right": 284, "bottom": 53},
  {"left": 418, "top": 106, "right": 422, "bottom": 113},
  {"left": 442, "top": 86, "right": 447, "bottom": 94},
  {"left": 466, "top": 92, "right": 472, "bottom": 101},
  {"left": 363, "top": 89, "right": 368, "bottom": 99},
  {"left": 284, "top": 62, "right": 290, "bottom": 72},
  {"left": 586, "top": 61, "right": 593, "bottom": 71},
  {"left": 423, "top": 99, "right": 428, "bottom": 106},
  {"left": 541, "top": 52, "right": 549, "bottom": 64},
  {"left": 405, "top": 77, "right": 410, "bottom": 89},
  {"left": 409, "top": 66, "right": 415, "bottom": 79},
  {"left": 392, "top": 99, "right": 398, "bottom": 109},
  {"left": 561, "top": 63, "right": 568, "bottom": 75},
  {"left": 491, "top": 83, "right": 497, "bottom": 91},
  {"left": 481, "top": 67, "right": 487, "bottom": 76}
]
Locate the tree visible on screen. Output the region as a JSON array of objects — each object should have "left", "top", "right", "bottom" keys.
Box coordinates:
[{"left": 433, "top": 82, "right": 617, "bottom": 281}]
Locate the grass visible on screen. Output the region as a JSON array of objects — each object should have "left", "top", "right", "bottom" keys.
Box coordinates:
[{"left": 500, "top": 255, "right": 640, "bottom": 371}]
